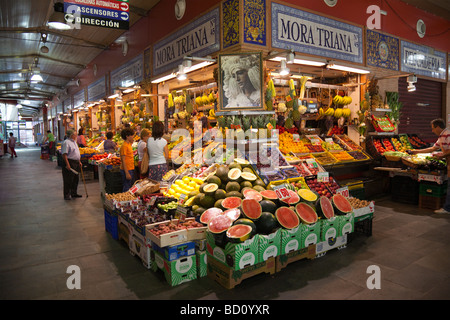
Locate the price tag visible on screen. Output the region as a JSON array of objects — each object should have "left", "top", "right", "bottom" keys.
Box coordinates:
[
  {"left": 174, "top": 205, "right": 188, "bottom": 222},
  {"left": 178, "top": 193, "right": 187, "bottom": 205},
  {"left": 292, "top": 134, "right": 300, "bottom": 142},
  {"left": 317, "top": 172, "right": 329, "bottom": 183},
  {"left": 128, "top": 183, "right": 140, "bottom": 195},
  {"left": 325, "top": 138, "right": 334, "bottom": 144},
  {"left": 336, "top": 186, "right": 349, "bottom": 198},
  {"left": 273, "top": 184, "right": 291, "bottom": 201},
  {"left": 306, "top": 158, "right": 318, "bottom": 168},
  {"left": 310, "top": 138, "right": 321, "bottom": 145}
]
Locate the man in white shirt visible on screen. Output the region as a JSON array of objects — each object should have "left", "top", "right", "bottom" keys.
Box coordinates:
[{"left": 61, "top": 129, "right": 82, "bottom": 200}]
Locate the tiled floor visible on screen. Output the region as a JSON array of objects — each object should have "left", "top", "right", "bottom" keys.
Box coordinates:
[{"left": 1, "top": 147, "right": 449, "bottom": 300}]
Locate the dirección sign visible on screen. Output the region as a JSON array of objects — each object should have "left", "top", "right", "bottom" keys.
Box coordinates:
[{"left": 64, "top": 0, "right": 129, "bottom": 30}]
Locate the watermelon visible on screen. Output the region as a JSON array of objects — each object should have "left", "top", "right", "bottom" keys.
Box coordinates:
[
  {"left": 233, "top": 218, "right": 257, "bottom": 236},
  {"left": 223, "top": 208, "right": 241, "bottom": 222},
  {"left": 332, "top": 194, "right": 353, "bottom": 215},
  {"left": 297, "top": 188, "right": 319, "bottom": 206},
  {"left": 295, "top": 202, "right": 318, "bottom": 224},
  {"left": 280, "top": 189, "right": 300, "bottom": 206},
  {"left": 221, "top": 196, "right": 242, "bottom": 210},
  {"left": 199, "top": 207, "right": 223, "bottom": 225},
  {"left": 315, "top": 196, "right": 335, "bottom": 219},
  {"left": 241, "top": 198, "right": 262, "bottom": 221},
  {"left": 226, "top": 224, "right": 253, "bottom": 243},
  {"left": 243, "top": 189, "right": 263, "bottom": 202},
  {"left": 259, "top": 200, "right": 277, "bottom": 214},
  {"left": 256, "top": 212, "right": 278, "bottom": 235},
  {"left": 275, "top": 207, "right": 300, "bottom": 229},
  {"left": 260, "top": 190, "right": 278, "bottom": 201},
  {"left": 208, "top": 214, "right": 233, "bottom": 245}
]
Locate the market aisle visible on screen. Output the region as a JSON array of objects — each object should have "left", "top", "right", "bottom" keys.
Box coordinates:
[{"left": 0, "top": 147, "right": 449, "bottom": 300}]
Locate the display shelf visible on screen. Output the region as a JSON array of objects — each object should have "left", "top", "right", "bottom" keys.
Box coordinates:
[{"left": 215, "top": 110, "right": 276, "bottom": 116}]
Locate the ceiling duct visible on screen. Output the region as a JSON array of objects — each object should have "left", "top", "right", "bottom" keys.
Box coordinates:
[{"left": 66, "top": 79, "right": 80, "bottom": 87}]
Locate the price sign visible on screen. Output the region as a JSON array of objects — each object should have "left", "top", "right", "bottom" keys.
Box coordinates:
[
  {"left": 175, "top": 205, "right": 188, "bottom": 223},
  {"left": 306, "top": 158, "right": 318, "bottom": 168},
  {"left": 317, "top": 172, "right": 329, "bottom": 183},
  {"left": 310, "top": 138, "right": 321, "bottom": 145},
  {"left": 128, "top": 182, "right": 141, "bottom": 195},
  {"left": 336, "top": 186, "right": 349, "bottom": 198},
  {"left": 178, "top": 193, "right": 187, "bottom": 205},
  {"left": 325, "top": 138, "right": 334, "bottom": 144},
  {"left": 293, "top": 134, "right": 300, "bottom": 142},
  {"left": 273, "top": 184, "right": 291, "bottom": 201}
]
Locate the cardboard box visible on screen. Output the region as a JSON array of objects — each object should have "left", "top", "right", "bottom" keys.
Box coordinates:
[
  {"left": 300, "top": 222, "right": 321, "bottom": 247},
  {"left": 258, "top": 228, "right": 281, "bottom": 262},
  {"left": 279, "top": 226, "right": 303, "bottom": 254},
  {"left": 150, "top": 249, "right": 197, "bottom": 286},
  {"left": 151, "top": 241, "right": 196, "bottom": 261},
  {"left": 338, "top": 212, "right": 354, "bottom": 236},
  {"left": 207, "top": 253, "right": 276, "bottom": 289},
  {"left": 196, "top": 250, "right": 207, "bottom": 278},
  {"left": 275, "top": 244, "right": 316, "bottom": 272},
  {"left": 205, "top": 231, "right": 259, "bottom": 271},
  {"left": 316, "top": 235, "right": 347, "bottom": 256},
  {"left": 118, "top": 215, "right": 131, "bottom": 246},
  {"left": 129, "top": 228, "right": 151, "bottom": 269},
  {"left": 320, "top": 216, "right": 339, "bottom": 242}
]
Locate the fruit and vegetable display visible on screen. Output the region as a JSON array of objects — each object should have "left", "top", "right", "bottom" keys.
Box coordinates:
[{"left": 371, "top": 115, "right": 395, "bottom": 132}]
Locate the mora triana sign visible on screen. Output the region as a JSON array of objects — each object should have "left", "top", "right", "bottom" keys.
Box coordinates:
[
  {"left": 271, "top": 2, "right": 363, "bottom": 64},
  {"left": 153, "top": 7, "right": 220, "bottom": 76},
  {"left": 64, "top": 0, "right": 130, "bottom": 30}
]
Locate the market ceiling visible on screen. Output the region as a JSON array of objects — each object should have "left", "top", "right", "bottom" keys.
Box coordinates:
[{"left": 0, "top": 0, "right": 160, "bottom": 117}]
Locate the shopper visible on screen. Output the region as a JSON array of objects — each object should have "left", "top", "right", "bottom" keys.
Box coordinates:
[
  {"left": 137, "top": 128, "right": 150, "bottom": 179},
  {"left": 61, "top": 129, "right": 82, "bottom": 200},
  {"left": 410, "top": 118, "right": 450, "bottom": 214},
  {"left": 77, "top": 128, "right": 87, "bottom": 147},
  {"left": 8, "top": 132, "right": 17, "bottom": 158},
  {"left": 103, "top": 131, "right": 117, "bottom": 153},
  {"left": 147, "top": 121, "right": 169, "bottom": 181},
  {"left": 44, "top": 130, "right": 56, "bottom": 156},
  {"left": 119, "top": 127, "right": 136, "bottom": 192}
]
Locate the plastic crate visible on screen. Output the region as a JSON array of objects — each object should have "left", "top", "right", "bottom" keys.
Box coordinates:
[
  {"left": 104, "top": 209, "right": 119, "bottom": 240},
  {"left": 390, "top": 176, "right": 419, "bottom": 205},
  {"left": 419, "top": 182, "right": 447, "bottom": 197},
  {"left": 418, "top": 194, "right": 446, "bottom": 210}
]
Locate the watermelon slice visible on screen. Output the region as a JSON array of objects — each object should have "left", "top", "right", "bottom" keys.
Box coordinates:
[
  {"left": 223, "top": 208, "right": 241, "bottom": 222},
  {"left": 241, "top": 198, "right": 262, "bottom": 221},
  {"left": 295, "top": 202, "right": 318, "bottom": 224},
  {"left": 332, "top": 194, "right": 353, "bottom": 215},
  {"left": 260, "top": 190, "right": 278, "bottom": 201},
  {"left": 275, "top": 207, "right": 300, "bottom": 229},
  {"left": 208, "top": 214, "right": 233, "bottom": 234}
]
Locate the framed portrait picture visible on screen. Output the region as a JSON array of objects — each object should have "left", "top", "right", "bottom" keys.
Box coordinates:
[{"left": 218, "top": 52, "right": 264, "bottom": 112}]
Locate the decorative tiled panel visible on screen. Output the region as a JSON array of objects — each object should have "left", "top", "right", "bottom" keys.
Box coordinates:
[
  {"left": 243, "top": 0, "right": 266, "bottom": 46},
  {"left": 223, "top": 0, "right": 240, "bottom": 49},
  {"left": 366, "top": 29, "right": 399, "bottom": 71}
]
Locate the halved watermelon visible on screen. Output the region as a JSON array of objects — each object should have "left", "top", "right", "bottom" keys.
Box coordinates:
[
  {"left": 243, "top": 189, "right": 263, "bottom": 202},
  {"left": 221, "top": 196, "right": 242, "bottom": 210},
  {"left": 275, "top": 207, "right": 300, "bottom": 229},
  {"left": 280, "top": 189, "right": 300, "bottom": 206},
  {"left": 199, "top": 207, "right": 223, "bottom": 225},
  {"left": 241, "top": 198, "right": 262, "bottom": 221},
  {"left": 223, "top": 208, "right": 241, "bottom": 222},
  {"left": 332, "top": 194, "right": 353, "bottom": 215},
  {"left": 295, "top": 202, "right": 318, "bottom": 224},
  {"left": 233, "top": 218, "right": 257, "bottom": 236},
  {"left": 226, "top": 224, "right": 253, "bottom": 243},
  {"left": 315, "top": 196, "right": 334, "bottom": 219},
  {"left": 208, "top": 214, "right": 233, "bottom": 234},
  {"left": 260, "top": 190, "right": 278, "bottom": 201},
  {"left": 298, "top": 188, "right": 319, "bottom": 205}
]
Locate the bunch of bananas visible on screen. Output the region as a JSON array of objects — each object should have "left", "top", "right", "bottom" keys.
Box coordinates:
[
  {"left": 319, "top": 107, "right": 335, "bottom": 116},
  {"left": 333, "top": 95, "right": 352, "bottom": 105}
]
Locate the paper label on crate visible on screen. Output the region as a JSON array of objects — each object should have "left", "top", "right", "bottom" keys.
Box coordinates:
[
  {"left": 273, "top": 184, "right": 291, "bottom": 201},
  {"left": 317, "top": 172, "right": 329, "bottom": 183},
  {"left": 336, "top": 186, "right": 349, "bottom": 198}
]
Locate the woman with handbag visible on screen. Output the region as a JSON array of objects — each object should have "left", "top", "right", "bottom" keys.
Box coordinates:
[
  {"left": 137, "top": 128, "right": 151, "bottom": 179},
  {"left": 146, "top": 121, "right": 169, "bottom": 181}
]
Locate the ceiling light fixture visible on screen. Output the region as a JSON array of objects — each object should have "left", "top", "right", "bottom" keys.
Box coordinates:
[
  {"left": 327, "top": 63, "right": 370, "bottom": 74},
  {"left": 30, "top": 68, "right": 44, "bottom": 83},
  {"left": 269, "top": 56, "right": 326, "bottom": 67},
  {"left": 47, "top": 2, "right": 71, "bottom": 30},
  {"left": 279, "top": 59, "right": 290, "bottom": 76},
  {"left": 177, "top": 64, "right": 187, "bottom": 81}
]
